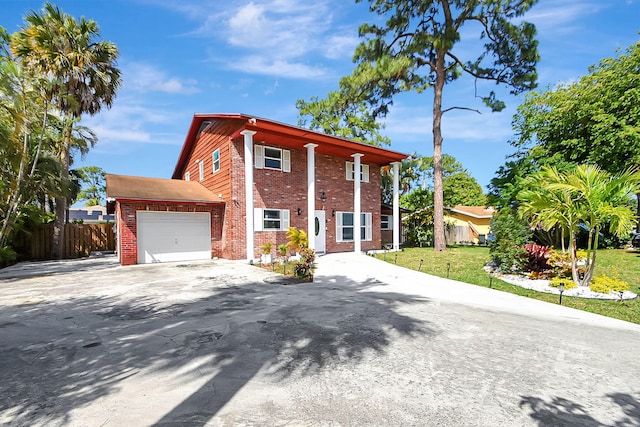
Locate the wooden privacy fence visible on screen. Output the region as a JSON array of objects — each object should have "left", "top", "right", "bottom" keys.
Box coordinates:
[{"left": 16, "top": 223, "right": 115, "bottom": 260}]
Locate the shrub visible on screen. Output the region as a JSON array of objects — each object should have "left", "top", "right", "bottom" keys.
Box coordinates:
[
  {"left": 277, "top": 243, "right": 288, "bottom": 258},
  {"left": 286, "top": 227, "right": 308, "bottom": 251},
  {"left": 489, "top": 207, "right": 532, "bottom": 272},
  {"left": 549, "top": 277, "right": 576, "bottom": 291},
  {"left": 523, "top": 243, "right": 551, "bottom": 274},
  {"left": 590, "top": 268, "right": 629, "bottom": 294},
  {"left": 0, "top": 246, "right": 17, "bottom": 268},
  {"left": 548, "top": 250, "right": 571, "bottom": 278},
  {"left": 260, "top": 242, "right": 273, "bottom": 255},
  {"left": 293, "top": 247, "right": 315, "bottom": 281}
]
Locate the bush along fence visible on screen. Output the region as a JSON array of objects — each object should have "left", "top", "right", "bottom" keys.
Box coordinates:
[{"left": 13, "top": 223, "right": 115, "bottom": 260}]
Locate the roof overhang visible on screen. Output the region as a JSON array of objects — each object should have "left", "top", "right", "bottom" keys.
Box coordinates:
[
  {"left": 106, "top": 174, "right": 224, "bottom": 213},
  {"left": 172, "top": 113, "right": 410, "bottom": 179}
]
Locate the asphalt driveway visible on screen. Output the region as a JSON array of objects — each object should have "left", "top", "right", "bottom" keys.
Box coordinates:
[{"left": 0, "top": 253, "right": 639, "bottom": 426}]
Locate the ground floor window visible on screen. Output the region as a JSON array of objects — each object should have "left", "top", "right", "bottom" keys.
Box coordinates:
[
  {"left": 336, "top": 211, "right": 372, "bottom": 242},
  {"left": 381, "top": 214, "right": 393, "bottom": 230},
  {"left": 254, "top": 208, "right": 290, "bottom": 231}
]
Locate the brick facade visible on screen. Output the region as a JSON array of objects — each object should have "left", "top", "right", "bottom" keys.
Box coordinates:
[
  {"left": 222, "top": 139, "right": 382, "bottom": 260},
  {"left": 110, "top": 114, "right": 406, "bottom": 265},
  {"left": 115, "top": 200, "right": 224, "bottom": 266}
]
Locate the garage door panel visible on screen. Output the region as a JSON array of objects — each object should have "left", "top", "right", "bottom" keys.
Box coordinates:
[{"left": 137, "top": 211, "right": 211, "bottom": 264}]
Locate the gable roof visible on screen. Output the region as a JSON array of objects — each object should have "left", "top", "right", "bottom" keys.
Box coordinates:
[
  {"left": 447, "top": 206, "right": 495, "bottom": 219},
  {"left": 172, "top": 113, "right": 410, "bottom": 179},
  {"left": 106, "top": 174, "right": 221, "bottom": 204}
]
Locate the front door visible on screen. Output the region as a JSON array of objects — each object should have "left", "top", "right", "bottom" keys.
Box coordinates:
[{"left": 314, "top": 210, "right": 326, "bottom": 254}]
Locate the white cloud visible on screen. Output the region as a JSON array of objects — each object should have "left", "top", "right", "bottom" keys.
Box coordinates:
[
  {"left": 81, "top": 99, "right": 187, "bottom": 151},
  {"left": 227, "top": 56, "right": 328, "bottom": 79},
  {"left": 160, "top": 0, "right": 350, "bottom": 79},
  {"left": 124, "top": 62, "right": 200, "bottom": 94},
  {"left": 520, "top": 0, "right": 602, "bottom": 32}
]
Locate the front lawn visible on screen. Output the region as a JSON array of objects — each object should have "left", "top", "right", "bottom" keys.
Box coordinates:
[{"left": 375, "top": 246, "right": 640, "bottom": 325}]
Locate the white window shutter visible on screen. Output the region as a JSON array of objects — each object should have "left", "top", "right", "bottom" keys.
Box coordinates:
[
  {"left": 185, "top": 171, "right": 190, "bottom": 181},
  {"left": 362, "top": 164, "right": 370, "bottom": 183},
  {"left": 254, "top": 208, "right": 263, "bottom": 231},
  {"left": 254, "top": 145, "right": 264, "bottom": 169},
  {"left": 281, "top": 209, "right": 290, "bottom": 230},
  {"left": 388, "top": 214, "right": 394, "bottom": 230},
  {"left": 365, "top": 212, "right": 372, "bottom": 241},
  {"left": 336, "top": 212, "right": 343, "bottom": 241},
  {"left": 282, "top": 150, "right": 291, "bottom": 172},
  {"left": 345, "top": 162, "right": 352, "bottom": 180}
]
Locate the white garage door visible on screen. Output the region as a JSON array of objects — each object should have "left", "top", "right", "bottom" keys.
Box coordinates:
[{"left": 137, "top": 211, "right": 211, "bottom": 264}]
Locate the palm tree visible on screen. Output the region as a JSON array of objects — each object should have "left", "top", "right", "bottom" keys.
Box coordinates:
[
  {"left": 11, "top": 2, "right": 121, "bottom": 258},
  {"left": 519, "top": 165, "right": 640, "bottom": 286}
]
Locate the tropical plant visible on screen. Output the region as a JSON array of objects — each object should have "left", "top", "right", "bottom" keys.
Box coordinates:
[
  {"left": 293, "top": 247, "right": 316, "bottom": 281},
  {"left": 519, "top": 165, "right": 640, "bottom": 286},
  {"left": 522, "top": 243, "right": 551, "bottom": 274},
  {"left": 74, "top": 166, "right": 106, "bottom": 206},
  {"left": 11, "top": 2, "right": 121, "bottom": 258},
  {"left": 286, "top": 227, "right": 308, "bottom": 251}
]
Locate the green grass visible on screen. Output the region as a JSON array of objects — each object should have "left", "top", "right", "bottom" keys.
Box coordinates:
[{"left": 375, "top": 246, "right": 640, "bottom": 325}]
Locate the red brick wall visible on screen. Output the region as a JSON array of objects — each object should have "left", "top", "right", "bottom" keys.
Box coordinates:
[
  {"left": 115, "top": 200, "right": 224, "bottom": 265},
  {"left": 221, "top": 140, "right": 382, "bottom": 260}
]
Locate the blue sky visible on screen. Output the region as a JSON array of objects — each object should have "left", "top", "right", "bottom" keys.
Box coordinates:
[{"left": 2, "top": 0, "right": 639, "bottom": 195}]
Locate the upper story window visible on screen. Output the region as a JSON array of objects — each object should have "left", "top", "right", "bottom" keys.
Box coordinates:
[
  {"left": 346, "top": 161, "right": 370, "bottom": 183},
  {"left": 198, "top": 160, "right": 205, "bottom": 181},
  {"left": 184, "top": 171, "right": 190, "bottom": 181},
  {"left": 255, "top": 144, "right": 291, "bottom": 172},
  {"left": 212, "top": 149, "right": 220, "bottom": 173}
]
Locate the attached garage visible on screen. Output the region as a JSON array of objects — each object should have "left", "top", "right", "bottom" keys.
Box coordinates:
[
  {"left": 137, "top": 211, "right": 211, "bottom": 263},
  {"left": 106, "top": 174, "right": 224, "bottom": 266}
]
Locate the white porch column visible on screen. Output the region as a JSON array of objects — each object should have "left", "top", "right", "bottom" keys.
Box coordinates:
[
  {"left": 391, "top": 161, "right": 401, "bottom": 251},
  {"left": 305, "top": 143, "right": 318, "bottom": 251},
  {"left": 241, "top": 130, "right": 257, "bottom": 261},
  {"left": 352, "top": 153, "right": 363, "bottom": 254}
]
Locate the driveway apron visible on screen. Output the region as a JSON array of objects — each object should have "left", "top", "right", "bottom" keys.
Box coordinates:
[{"left": 0, "top": 253, "right": 638, "bottom": 426}]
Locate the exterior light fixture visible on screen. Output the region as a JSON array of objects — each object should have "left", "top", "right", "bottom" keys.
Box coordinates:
[
  {"left": 297, "top": 208, "right": 303, "bottom": 216},
  {"left": 558, "top": 282, "right": 565, "bottom": 305},
  {"left": 320, "top": 191, "right": 327, "bottom": 202},
  {"left": 332, "top": 209, "right": 336, "bottom": 217}
]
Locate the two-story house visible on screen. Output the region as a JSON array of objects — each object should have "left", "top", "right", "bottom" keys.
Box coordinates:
[{"left": 106, "top": 113, "right": 408, "bottom": 265}]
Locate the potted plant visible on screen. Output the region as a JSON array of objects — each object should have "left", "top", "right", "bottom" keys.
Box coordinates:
[{"left": 260, "top": 242, "right": 273, "bottom": 265}]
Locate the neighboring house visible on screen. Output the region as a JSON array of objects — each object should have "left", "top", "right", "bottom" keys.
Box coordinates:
[
  {"left": 444, "top": 206, "right": 495, "bottom": 245},
  {"left": 68, "top": 205, "right": 114, "bottom": 223},
  {"left": 107, "top": 113, "right": 408, "bottom": 265}
]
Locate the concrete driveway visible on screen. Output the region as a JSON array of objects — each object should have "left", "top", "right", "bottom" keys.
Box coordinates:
[{"left": 0, "top": 253, "right": 639, "bottom": 426}]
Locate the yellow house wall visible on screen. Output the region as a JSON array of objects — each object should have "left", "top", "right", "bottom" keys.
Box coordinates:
[{"left": 444, "top": 213, "right": 492, "bottom": 235}]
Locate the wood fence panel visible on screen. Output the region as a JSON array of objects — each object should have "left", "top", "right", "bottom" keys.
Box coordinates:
[{"left": 15, "top": 223, "right": 115, "bottom": 261}]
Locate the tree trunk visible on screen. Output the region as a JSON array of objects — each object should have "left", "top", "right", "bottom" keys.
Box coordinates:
[
  {"left": 636, "top": 193, "right": 640, "bottom": 233},
  {"left": 432, "top": 53, "right": 446, "bottom": 252},
  {"left": 52, "top": 127, "right": 71, "bottom": 259}
]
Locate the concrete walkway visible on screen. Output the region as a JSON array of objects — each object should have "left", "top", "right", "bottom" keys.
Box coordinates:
[{"left": 0, "top": 253, "right": 638, "bottom": 426}]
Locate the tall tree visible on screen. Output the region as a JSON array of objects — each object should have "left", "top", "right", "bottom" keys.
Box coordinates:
[
  {"left": 12, "top": 3, "right": 121, "bottom": 258},
  {"left": 325, "top": 0, "right": 538, "bottom": 251},
  {"left": 75, "top": 165, "right": 106, "bottom": 206},
  {"left": 508, "top": 40, "right": 640, "bottom": 229},
  {"left": 0, "top": 26, "right": 57, "bottom": 248},
  {"left": 297, "top": 94, "right": 391, "bottom": 146}
]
